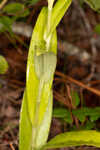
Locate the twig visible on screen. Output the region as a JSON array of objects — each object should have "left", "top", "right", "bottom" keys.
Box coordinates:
[
  {"left": 0, "top": 0, "right": 7, "bottom": 10},
  {"left": 88, "top": 80, "right": 100, "bottom": 85},
  {"left": 66, "top": 85, "right": 79, "bottom": 128},
  {"left": 9, "top": 143, "right": 15, "bottom": 150},
  {"left": 83, "top": 63, "right": 96, "bottom": 82},
  {"left": 54, "top": 90, "right": 71, "bottom": 108},
  {"left": 55, "top": 71, "right": 100, "bottom": 96}
]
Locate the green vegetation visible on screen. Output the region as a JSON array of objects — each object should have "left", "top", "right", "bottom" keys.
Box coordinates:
[
  {"left": 0, "top": 0, "right": 100, "bottom": 150},
  {"left": 19, "top": 0, "right": 72, "bottom": 150},
  {"left": 0, "top": 55, "right": 8, "bottom": 74},
  {"left": 19, "top": 0, "right": 100, "bottom": 150},
  {"left": 53, "top": 106, "right": 100, "bottom": 129}
]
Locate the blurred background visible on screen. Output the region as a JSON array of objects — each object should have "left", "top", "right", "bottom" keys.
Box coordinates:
[{"left": 0, "top": 0, "right": 100, "bottom": 149}]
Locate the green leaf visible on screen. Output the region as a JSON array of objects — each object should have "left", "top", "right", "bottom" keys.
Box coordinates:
[
  {"left": 79, "top": 120, "right": 95, "bottom": 130},
  {"left": 71, "top": 91, "right": 80, "bottom": 107},
  {"left": 94, "top": 24, "right": 100, "bottom": 34},
  {"left": 53, "top": 108, "right": 69, "bottom": 118},
  {"left": 89, "top": 107, "right": 100, "bottom": 122},
  {"left": 19, "top": 0, "right": 72, "bottom": 149},
  {"left": 3, "top": 2, "right": 30, "bottom": 18},
  {"left": 19, "top": 7, "right": 57, "bottom": 150},
  {"left": 26, "top": 0, "right": 40, "bottom": 5},
  {"left": 31, "top": 8, "right": 47, "bottom": 56},
  {"left": 19, "top": 8, "right": 30, "bottom": 17},
  {"left": 3, "top": 3, "right": 24, "bottom": 14},
  {"left": 26, "top": 6, "right": 57, "bottom": 126},
  {"left": 79, "top": 0, "right": 84, "bottom": 6},
  {"left": 44, "top": 130, "right": 100, "bottom": 149},
  {"left": 64, "top": 116, "right": 73, "bottom": 124},
  {"left": 0, "top": 55, "right": 8, "bottom": 74},
  {"left": 0, "top": 16, "right": 13, "bottom": 34},
  {"left": 85, "top": 0, "right": 100, "bottom": 12},
  {"left": 72, "top": 107, "right": 100, "bottom": 122},
  {"left": 19, "top": 91, "right": 32, "bottom": 150},
  {"left": 19, "top": 90, "right": 53, "bottom": 150},
  {"left": 84, "top": 121, "right": 95, "bottom": 130},
  {"left": 72, "top": 108, "right": 86, "bottom": 122},
  {"left": 53, "top": 108, "right": 72, "bottom": 124},
  {"left": 47, "top": 0, "right": 72, "bottom": 37},
  {"left": 54, "top": 107, "right": 100, "bottom": 125}
]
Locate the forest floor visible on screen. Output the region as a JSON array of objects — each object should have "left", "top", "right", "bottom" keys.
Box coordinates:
[{"left": 1, "top": 0, "right": 100, "bottom": 150}]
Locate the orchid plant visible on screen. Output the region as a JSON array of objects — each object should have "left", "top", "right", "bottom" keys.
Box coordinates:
[{"left": 19, "top": 0, "right": 100, "bottom": 150}]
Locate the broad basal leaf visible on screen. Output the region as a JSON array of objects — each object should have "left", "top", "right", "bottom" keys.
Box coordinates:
[
  {"left": 44, "top": 130, "right": 100, "bottom": 149},
  {"left": 19, "top": 91, "right": 32, "bottom": 150},
  {"left": 19, "top": 90, "right": 53, "bottom": 150},
  {"left": 19, "top": 0, "right": 73, "bottom": 149},
  {"left": 19, "top": 7, "right": 57, "bottom": 150}
]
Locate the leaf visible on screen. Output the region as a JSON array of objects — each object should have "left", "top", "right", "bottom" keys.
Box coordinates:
[
  {"left": 0, "top": 55, "right": 8, "bottom": 74},
  {"left": 53, "top": 107, "right": 100, "bottom": 125},
  {"left": 72, "top": 107, "right": 100, "bottom": 122},
  {"left": 83, "top": 121, "right": 95, "bottom": 130},
  {"left": 44, "top": 130, "right": 100, "bottom": 149},
  {"left": 3, "top": 2, "right": 30, "bottom": 18},
  {"left": 0, "top": 16, "right": 13, "bottom": 34},
  {"left": 85, "top": 0, "right": 100, "bottom": 12},
  {"left": 53, "top": 108, "right": 72, "bottom": 124},
  {"left": 89, "top": 107, "right": 100, "bottom": 122},
  {"left": 3, "top": 3, "right": 24, "bottom": 14},
  {"left": 64, "top": 116, "right": 73, "bottom": 124},
  {"left": 53, "top": 108, "right": 69, "bottom": 118},
  {"left": 71, "top": 91, "right": 80, "bottom": 107},
  {"left": 19, "top": 7, "right": 57, "bottom": 150},
  {"left": 77, "top": 121, "right": 95, "bottom": 130},
  {"left": 26, "top": 0, "right": 40, "bottom": 6},
  {"left": 79, "top": 0, "right": 84, "bottom": 6},
  {"left": 72, "top": 108, "right": 86, "bottom": 122},
  {"left": 19, "top": 0, "right": 72, "bottom": 149},
  {"left": 31, "top": 7, "right": 47, "bottom": 56},
  {"left": 26, "top": 6, "right": 57, "bottom": 126},
  {"left": 19, "top": 90, "right": 53, "bottom": 150},
  {"left": 94, "top": 24, "right": 100, "bottom": 34},
  {"left": 26, "top": 7, "right": 48, "bottom": 124},
  {"left": 19, "top": 91, "right": 32, "bottom": 150},
  {"left": 19, "top": 8, "right": 30, "bottom": 17},
  {"left": 47, "top": 0, "right": 72, "bottom": 37}
]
